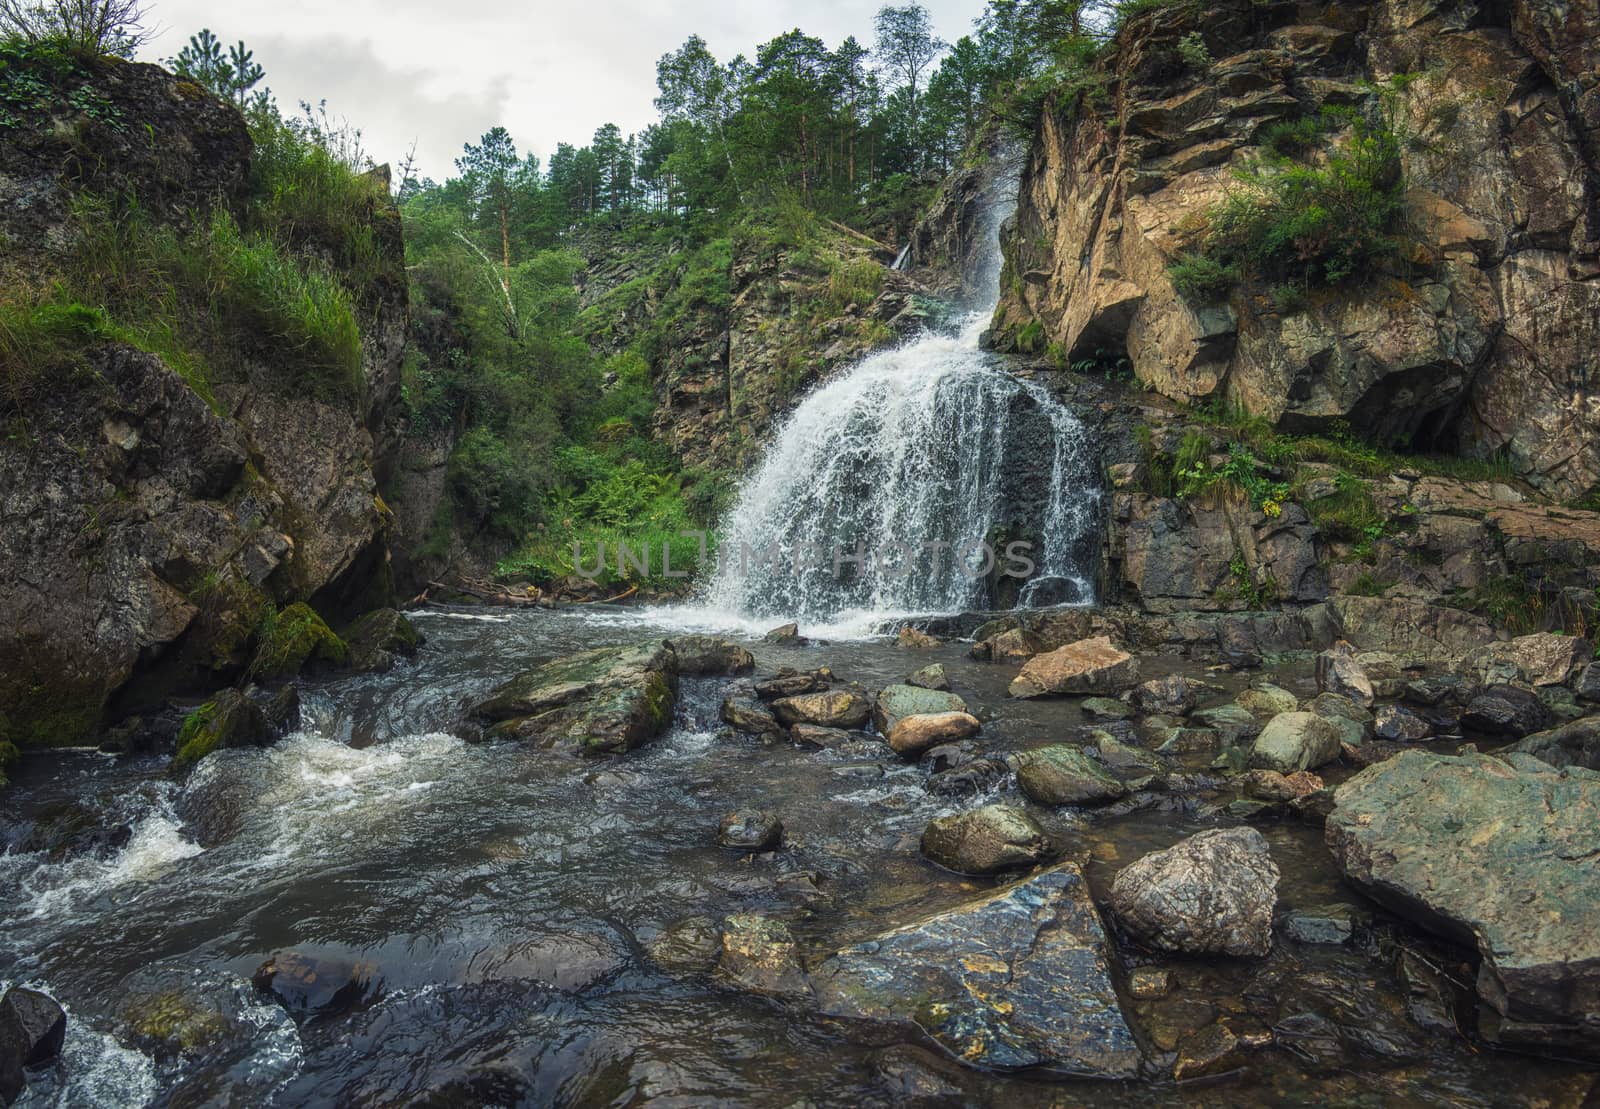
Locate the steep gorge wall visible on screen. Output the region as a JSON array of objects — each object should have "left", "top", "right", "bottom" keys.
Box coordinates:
[
  {"left": 992, "top": 0, "right": 1600, "bottom": 500},
  {"left": 0, "top": 57, "right": 407, "bottom": 746}
]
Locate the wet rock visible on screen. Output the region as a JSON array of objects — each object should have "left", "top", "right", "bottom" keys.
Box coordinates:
[
  {"left": 978, "top": 626, "right": 1042, "bottom": 662},
  {"left": 472, "top": 642, "right": 677, "bottom": 755},
  {"left": 717, "top": 915, "right": 810, "bottom": 999},
  {"left": 1250, "top": 712, "right": 1343, "bottom": 774},
  {"left": 905, "top": 663, "right": 950, "bottom": 691},
  {"left": 885, "top": 711, "right": 980, "bottom": 757},
  {"left": 754, "top": 667, "right": 832, "bottom": 699},
  {"left": 1463, "top": 633, "right": 1590, "bottom": 688},
  {"left": 1133, "top": 674, "right": 1204, "bottom": 715},
  {"left": 1109, "top": 827, "right": 1279, "bottom": 957},
  {"left": 1082, "top": 696, "right": 1134, "bottom": 721},
  {"left": 788, "top": 723, "right": 853, "bottom": 748},
  {"left": 1191, "top": 703, "right": 1262, "bottom": 744},
  {"left": 809, "top": 861, "right": 1142, "bottom": 1078},
  {"left": 252, "top": 951, "right": 382, "bottom": 1015},
  {"left": 1507, "top": 716, "right": 1600, "bottom": 771},
  {"left": 172, "top": 690, "right": 277, "bottom": 773},
  {"left": 469, "top": 931, "right": 626, "bottom": 991},
  {"left": 259, "top": 684, "right": 301, "bottom": 736},
  {"left": 763, "top": 623, "right": 806, "bottom": 646},
  {"left": 1235, "top": 683, "right": 1299, "bottom": 720},
  {"left": 1129, "top": 966, "right": 1171, "bottom": 1000},
  {"left": 119, "top": 986, "right": 236, "bottom": 1063},
  {"left": 1306, "top": 691, "right": 1372, "bottom": 738},
  {"left": 20, "top": 800, "right": 132, "bottom": 861},
  {"left": 771, "top": 689, "right": 871, "bottom": 730},
  {"left": 1243, "top": 769, "right": 1323, "bottom": 802},
  {"left": 1327, "top": 751, "right": 1600, "bottom": 1047},
  {"left": 1461, "top": 685, "right": 1555, "bottom": 739},
  {"left": 1015, "top": 745, "right": 1126, "bottom": 805},
  {"left": 1172, "top": 1022, "right": 1249, "bottom": 1081},
  {"left": 666, "top": 635, "right": 755, "bottom": 676},
  {"left": 648, "top": 917, "right": 721, "bottom": 974},
  {"left": 717, "top": 810, "right": 783, "bottom": 852},
  {"left": 1089, "top": 731, "right": 1161, "bottom": 774},
  {"left": 896, "top": 625, "right": 940, "bottom": 649},
  {"left": 1009, "top": 637, "right": 1138, "bottom": 698},
  {"left": 1576, "top": 663, "right": 1600, "bottom": 703},
  {"left": 926, "top": 757, "right": 1009, "bottom": 797},
  {"left": 921, "top": 804, "right": 1050, "bottom": 874},
  {"left": 1316, "top": 641, "right": 1374, "bottom": 707},
  {"left": 1154, "top": 726, "right": 1220, "bottom": 758},
  {"left": 0, "top": 989, "right": 65, "bottom": 1081},
  {"left": 870, "top": 1045, "right": 969, "bottom": 1103},
  {"left": 340, "top": 608, "right": 422, "bottom": 673},
  {"left": 1373, "top": 704, "right": 1432, "bottom": 742},
  {"left": 872, "top": 684, "right": 966, "bottom": 736},
  {"left": 720, "top": 695, "right": 781, "bottom": 737},
  {"left": 1281, "top": 903, "right": 1364, "bottom": 945},
  {"left": 922, "top": 741, "right": 975, "bottom": 773}
]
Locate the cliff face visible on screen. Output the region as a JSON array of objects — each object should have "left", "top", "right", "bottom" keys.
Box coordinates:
[
  {"left": 992, "top": 0, "right": 1599, "bottom": 500},
  {"left": 0, "top": 55, "right": 406, "bottom": 747}
]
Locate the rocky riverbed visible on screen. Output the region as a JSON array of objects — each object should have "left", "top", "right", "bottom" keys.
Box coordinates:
[{"left": 2, "top": 604, "right": 1599, "bottom": 1105}]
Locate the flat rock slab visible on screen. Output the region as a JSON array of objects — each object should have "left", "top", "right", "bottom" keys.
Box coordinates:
[
  {"left": 1009, "top": 637, "right": 1137, "bottom": 699},
  {"left": 810, "top": 863, "right": 1142, "bottom": 1078},
  {"left": 471, "top": 642, "right": 677, "bottom": 755},
  {"left": 1327, "top": 751, "right": 1600, "bottom": 1039}
]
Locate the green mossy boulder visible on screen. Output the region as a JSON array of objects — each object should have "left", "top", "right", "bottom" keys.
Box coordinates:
[
  {"left": 341, "top": 609, "right": 422, "bottom": 673},
  {"left": 252, "top": 603, "right": 348, "bottom": 680},
  {"left": 172, "top": 690, "right": 276, "bottom": 773}
]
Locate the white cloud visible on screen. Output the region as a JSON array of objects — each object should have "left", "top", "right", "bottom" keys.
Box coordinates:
[{"left": 139, "top": 0, "right": 987, "bottom": 181}]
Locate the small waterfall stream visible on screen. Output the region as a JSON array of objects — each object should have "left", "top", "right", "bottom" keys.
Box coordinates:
[{"left": 684, "top": 188, "right": 1100, "bottom": 637}]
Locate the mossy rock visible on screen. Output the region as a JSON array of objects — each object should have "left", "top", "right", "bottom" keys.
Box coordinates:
[
  {"left": 172, "top": 690, "right": 275, "bottom": 773},
  {"left": 122, "top": 991, "right": 231, "bottom": 1060},
  {"left": 340, "top": 609, "right": 421, "bottom": 673},
  {"left": 0, "top": 739, "right": 18, "bottom": 788},
  {"left": 252, "top": 603, "right": 348, "bottom": 680},
  {"left": 0, "top": 641, "right": 106, "bottom": 749}
]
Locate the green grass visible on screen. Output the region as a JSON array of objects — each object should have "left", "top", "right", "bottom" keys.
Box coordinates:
[
  {"left": 1300, "top": 470, "right": 1382, "bottom": 542},
  {"left": 826, "top": 256, "right": 883, "bottom": 311}
]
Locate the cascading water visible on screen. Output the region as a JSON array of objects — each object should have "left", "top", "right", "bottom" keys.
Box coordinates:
[{"left": 687, "top": 185, "right": 1100, "bottom": 637}]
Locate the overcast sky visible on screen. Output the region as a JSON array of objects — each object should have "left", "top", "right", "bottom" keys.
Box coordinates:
[{"left": 138, "top": 1, "right": 988, "bottom": 183}]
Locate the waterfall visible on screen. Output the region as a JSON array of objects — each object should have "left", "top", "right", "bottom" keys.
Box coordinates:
[
  {"left": 671, "top": 171, "right": 1100, "bottom": 639},
  {"left": 891, "top": 244, "right": 911, "bottom": 271}
]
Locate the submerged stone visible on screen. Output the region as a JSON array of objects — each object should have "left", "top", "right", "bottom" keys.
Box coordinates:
[{"left": 810, "top": 862, "right": 1141, "bottom": 1077}]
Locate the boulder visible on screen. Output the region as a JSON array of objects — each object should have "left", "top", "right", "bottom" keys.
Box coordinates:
[
  {"left": 1108, "top": 827, "right": 1280, "bottom": 957},
  {"left": 1191, "top": 703, "right": 1262, "bottom": 744},
  {"left": 982, "top": 627, "right": 1043, "bottom": 661},
  {"left": 921, "top": 804, "right": 1050, "bottom": 875},
  {"left": 1575, "top": 663, "right": 1600, "bottom": 704},
  {"left": 1250, "top": 712, "right": 1344, "bottom": 773},
  {"left": 763, "top": 623, "right": 806, "bottom": 646},
  {"left": 872, "top": 684, "right": 966, "bottom": 736},
  {"left": 717, "top": 915, "right": 810, "bottom": 999},
  {"left": 1327, "top": 752, "right": 1600, "bottom": 1046},
  {"left": 253, "top": 951, "right": 382, "bottom": 1015},
  {"left": 718, "top": 810, "right": 783, "bottom": 852},
  {"left": 340, "top": 608, "right": 421, "bottom": 673},
  {"left": 896, "top": 625, "right": 940, "bottom": 649},
  {"left": 171, "top": 690, "right": 277, "bottom": 772},
  {"left": 809, "top": 862, "right": 1142, "bottom": 1077},
  {"left": 1507, "top": 717, "right": 1600, "bottom": 772},
  {"left": 1015, "top": 745, "right": 1127, "bottom": 805},
  {"left": 666, "top": 635, "right": 755, "bottom": 676},
  {"left": 1461, "top": 685, "right": 1554, "bottom": 739},
  {"left": 1009, "top": 637, "right": 1138, "bottom": 699},
  {"left": 1373, "top": 704, "right": 1433, "bottom": 742},
  {"left": 472, "top": 642, "right": 677, "bottom": 755},
  {"left": 1463, "top": 634, "right": 1590, "bottom": 688},
  {"left": 1244, "top": 769, "right": 1324, "bottom": 802},
  {"left": 885, "top": 711, "right": 981, "bottom": 757},
  {"left": 1235, "top": 683, "right": 1299, "bottom": 720},
  {"left": 789, "top": 723, "right": 855, "bottom": 749},
  {"left": 1281, "top": 903, "right": 1365, "bottom": 946},
  {"left": 648, "top": 917, "right": 721, "bottom": 975},
  {"left": 771, "top": 690, "right": 871, "bottom": 730},
  {"left": 1132, "top": 674, "right": 1203, "bottom": 715},
  {"left": 720, "top": 695, "right": 781, "bottom": 737},
  {"left": 905, "top": 663, "right": 951, "bottom": 691},
  {"left": 1082, "top": 697, "right": 1134, "bottom": 721},
  {"left": 0, "top": 988, "right": 66, "bottom": 1068},
  {"left": 1316, "top": 641, "right": 1374, "bottom": 707},
  {"left": 754, "top": 668, "right": 832, "bottom": 699}
]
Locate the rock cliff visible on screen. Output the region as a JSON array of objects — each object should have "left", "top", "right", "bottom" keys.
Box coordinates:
[
  {"left": 0, "top": 54, "right": 406, "bottom": 747},
  {"left": 991, "top": 0, "right": 1599, "bottom": 501}
]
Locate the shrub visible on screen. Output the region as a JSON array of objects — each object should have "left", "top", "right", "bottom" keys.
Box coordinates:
[
  {"left": 1177, "top": 32, "right": 1211, "bottom": 71},
  {"left": 826, "top": 256, "right": 883, "bottom": 310},
  {"left": 1168, "top": 253, "right": 1238, "bottom": 301}
]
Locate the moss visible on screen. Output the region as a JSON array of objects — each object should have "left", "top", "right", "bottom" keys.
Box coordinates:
[
  {"left": 123, "top": 991, "right": 230, "bottom": 1056},
  {"left": 0, "top": 642, "right": 105, "bottom": 749},
  {"left": 250, "top": 602, "right": 348, "bottom": 680},
  {"left": 0, "top": 738, "right": 18, "bottom": 788},
  {"left": 172, "top": 700, "right": 222, "bottom": 770}
]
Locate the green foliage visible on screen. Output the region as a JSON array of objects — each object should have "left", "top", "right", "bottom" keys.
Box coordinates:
[
  {"left": 250, "top": 602, "right": 347, "bottom": 680},
  {"left": 0, "top": 37, "right": 118, "bottom": 129},
  {"left": 172, "top": 701, "right": 222, "bottom": 771},
  {"left": 1301, "top": 470, "right": 1382, "bottom": 543},
  {"left": 1177, "top": 442, "right": 1290, "bottom": 515},
  {"left": 1177, "top": 32, "right": 1211, "bottom": 71},
  {"left": 1169, "top": 88, "right": 1411, "bottom": 302},
  {"left": 1225, "top": 550, "right": 1277, "bottom": 610},
  {"left": 1347, "top": 572, "right": 1391, "bottom": 597},
  {"left": 1014, "top": 319, "right": 1045, "bottom": 353},
  {"left": 827, "top": 256, "right": 884, "bottom": 310}
]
